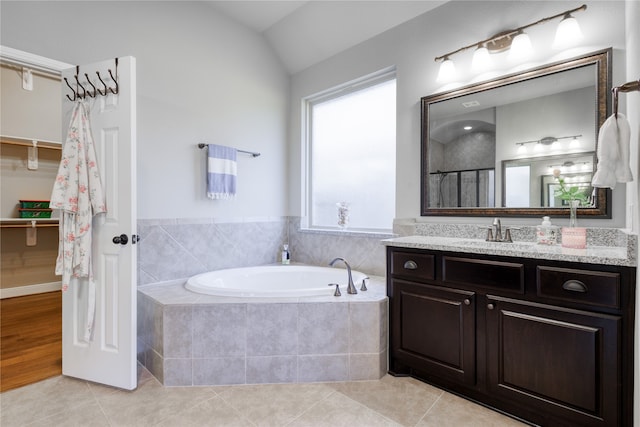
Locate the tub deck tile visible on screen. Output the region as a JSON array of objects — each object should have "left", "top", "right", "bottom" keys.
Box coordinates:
[{"left": 138, "top": 276, "right": 388, "bottom": 386}]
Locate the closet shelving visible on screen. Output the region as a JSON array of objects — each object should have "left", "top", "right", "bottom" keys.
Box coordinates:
[
  {"left": 1, "top": 135, "right": 62, "bottom": 150},
  {"left": 0, "top": 218, "right": 58, "bottom": 228},
  {"left": 1, "top": 135, "right": 60, "bottom": 228}
]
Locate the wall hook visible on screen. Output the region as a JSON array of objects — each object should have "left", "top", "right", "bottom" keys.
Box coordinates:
[
  {"left": 84, "top": 73, "right": 97, "bottom": 98},
  {"left": 107, "top": 58, "right": 119, "bottom": 95},
  {"left": 95, "top": 71, "right": 108, "bottom": 96},
  {"left": 74, "top": 66, "right": 86, "bottom": 99},
  {"left": 64, "top": 77, "right": 77, "bottom": 101}
]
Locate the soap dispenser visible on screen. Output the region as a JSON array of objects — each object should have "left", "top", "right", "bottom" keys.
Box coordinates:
[
  {"left": 536, "top": 216, "right": 558, "bottom": 245},
  {"left": 281, "top": 244, "right": 290, "bottom": 265}
]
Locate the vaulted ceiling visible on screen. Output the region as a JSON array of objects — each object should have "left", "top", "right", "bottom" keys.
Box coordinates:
[{"left": 207, "top": 1, "right": 446, "bottom": 74}]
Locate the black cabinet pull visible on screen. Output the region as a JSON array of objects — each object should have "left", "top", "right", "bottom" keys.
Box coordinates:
[
  {"left": 562, "top": 279, "right": 588, "bottom": 293},
  {"left": 403, "top": 260, "right": 418, "bottom": 270}
]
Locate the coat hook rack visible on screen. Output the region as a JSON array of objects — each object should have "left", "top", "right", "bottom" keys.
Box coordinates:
[{"left": 63, "top": 58, "right": 120, "bottom": 101}]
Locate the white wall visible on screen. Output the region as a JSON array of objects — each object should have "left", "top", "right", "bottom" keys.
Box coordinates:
[
  {"left": 288, "top": 0, "right": 628, "bottom": 228},
  {"left": 0, "top": 1, "right": 290, "bottom": 220},
  {"left": 625, "top": 0, "right": 640, "bottom": 423}
]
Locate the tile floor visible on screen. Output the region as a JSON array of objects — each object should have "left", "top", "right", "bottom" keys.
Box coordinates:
[{"left": 0, "top": 366, "right": 529, "bottom": 426}]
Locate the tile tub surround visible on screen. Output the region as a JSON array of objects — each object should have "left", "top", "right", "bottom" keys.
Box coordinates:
[
  {"left": 137, "top": 218, "right": 289, "bottom": 286},
  {"left": 288, "top": 217, "right": 389, "bottom": 277},
  {"left": 137, "top": 276, "right": 388, "bottom": 386},
  {"left": 137, "top": 217, "right": 388, "bottom": 286}
]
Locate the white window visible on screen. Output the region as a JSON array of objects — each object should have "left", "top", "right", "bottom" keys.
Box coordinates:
[
  {"left": 305, "top": 70, "right": 396, "bottom": 232},
  {"left": 505, "top": 165, "right": 530, "bottom": 207}
]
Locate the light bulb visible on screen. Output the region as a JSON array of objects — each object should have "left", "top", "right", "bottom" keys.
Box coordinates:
[
  {"left": 569, "top": 136, "right": 580, "bottom": 148},
  {"left": 471, "top": 45, "right": 491, "bottom": 73},
  {"left": 553, "top": 14, "right": 583, "bottom": 50},
  {"left": 517, "top": 144, "right": 527, "bottom": 154},
  {"left": 436, "top": 57, "right": 457, "bottom": 84},
  {"left": 508, "top": 31, "right": 533, "bottom": 62}
]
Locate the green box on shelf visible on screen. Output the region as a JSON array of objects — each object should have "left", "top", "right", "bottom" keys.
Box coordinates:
[
  {"left": 19, "top": 200, "right": 50, "bottom": 209},
  {"left": 19, "top": 209, "right": 53, "bottom": 218}
]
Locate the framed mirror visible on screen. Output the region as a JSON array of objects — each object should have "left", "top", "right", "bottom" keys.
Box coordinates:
[{"left": 421, "top": 49, "right": 611, "bottom": 217}]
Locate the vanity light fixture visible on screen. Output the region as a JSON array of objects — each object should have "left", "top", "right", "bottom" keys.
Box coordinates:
[
  {"left": 508, "top": 30, "right": 533, "bottom": 62},
  {"left": 569, "top": 136, "right": 581, "bottom": 148},
  {"left": 471, "top": 44, "right": 491, "bottom": 73},
  {"left": 435, "top": 4, "right": 586, "bottom": 78},
  {"left": 553, "top": 12, "right": 584, "bottom": 50},
  {"left": 436, "top": 56, "right": 457, "bottom": 83},
  {"left": 548, "top": 160, "right": 591, "bottom": 175},
  {"left": 515, "top": 134, "right": 582, "bottom": 148}
]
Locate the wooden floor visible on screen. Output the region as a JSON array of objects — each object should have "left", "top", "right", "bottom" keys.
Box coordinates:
[{"left": 0, "top": 291, "right": 62, "bottom": 392}]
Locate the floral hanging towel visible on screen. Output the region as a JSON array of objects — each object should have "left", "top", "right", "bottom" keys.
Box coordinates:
[{"left": 50, "top": 101, "right": 106, "bottom": 341}]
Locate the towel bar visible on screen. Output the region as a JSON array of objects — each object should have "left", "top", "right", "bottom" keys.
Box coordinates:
[{"left": 197, "top": 143, "right": 260, "bottom": 157}]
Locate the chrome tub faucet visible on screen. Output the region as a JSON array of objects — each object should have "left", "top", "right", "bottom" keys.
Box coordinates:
[{"left": 329, "top": 257, "right": 357, "bottom": 294}]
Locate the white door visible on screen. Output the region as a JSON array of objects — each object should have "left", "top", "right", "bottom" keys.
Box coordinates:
[{"left": 60, "top": 57, "right": 137, "bottom": 390}]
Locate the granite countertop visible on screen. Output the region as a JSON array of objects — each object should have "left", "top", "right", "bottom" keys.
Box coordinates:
[{"left": 382, "top": 235, "right": 637, "bottom": 267}]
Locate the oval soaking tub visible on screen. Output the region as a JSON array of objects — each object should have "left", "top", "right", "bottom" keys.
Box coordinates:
[{"left": 185, "top": 265, "right": 368, "bottom": 297}]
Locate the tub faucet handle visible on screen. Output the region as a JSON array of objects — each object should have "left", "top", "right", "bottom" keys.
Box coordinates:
[
  {"left": 360, "top": 276, "right": 369, "bottom": 291},
  {"left": 328, "top": 283, "right": 341, "bottom": 297}
]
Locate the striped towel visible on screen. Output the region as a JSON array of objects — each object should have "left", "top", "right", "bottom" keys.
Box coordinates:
[{"left": 207, "top": 144, "right": 237, "bottom": 199}]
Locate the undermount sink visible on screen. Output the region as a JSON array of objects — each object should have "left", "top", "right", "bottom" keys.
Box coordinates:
[{"left": 450, "top": 239, "right": 537, "bottom": 251}]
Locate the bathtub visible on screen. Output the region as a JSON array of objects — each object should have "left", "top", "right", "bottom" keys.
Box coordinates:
[
  {"left": 138, "top": 267, "right": 388, "bottom": 386},
  {"left": 185, "top": 264, "right": 368, "bottom": 297}
]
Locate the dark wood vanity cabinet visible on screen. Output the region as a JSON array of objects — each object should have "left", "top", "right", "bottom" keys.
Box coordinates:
[{"left": 387, "top": 246, "right": 636, "bottom": 427}]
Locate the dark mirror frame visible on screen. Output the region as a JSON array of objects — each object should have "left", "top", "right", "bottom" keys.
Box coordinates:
[{"left": 421, "top": 48, "right": 612, "bottom": 218}]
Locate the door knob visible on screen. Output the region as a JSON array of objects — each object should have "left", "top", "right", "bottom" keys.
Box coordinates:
[{"left": 112, "top": 234, "right": 129, "bottom": 245}]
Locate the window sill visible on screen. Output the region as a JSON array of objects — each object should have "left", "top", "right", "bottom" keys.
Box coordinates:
[{"left": 297, "top": 227, "right": 394, "bottom": 239}]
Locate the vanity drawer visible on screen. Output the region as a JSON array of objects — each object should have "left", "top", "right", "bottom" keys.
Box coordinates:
[
  {"left": 536, "top": 266, "right": 620, "bottom": 309},
  {"left": 442, "top": 256, "right": 524, "bottom": 293},
  {"left": 390, "top": 251, "right": 435, "bottom": 281}
]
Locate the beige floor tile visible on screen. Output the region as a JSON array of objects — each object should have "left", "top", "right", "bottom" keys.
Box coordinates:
[
  {"left": 330, "top": 375, "right": 443, "bottom": 427},
  {"left": 217, "top": 383, "right": 335, "bottom": 427},
  {"left": 94, "top": 374, "right": 218, "bottom": 426},
  {"left": 27, "top": 400, "right": 111, "bottom": 427},
  {"left": 0, "top": 375, "right": 94, "bottom": 426},
  {"left": 1, "top": 368, "right": 536, "bottom": 427},
  {"left": 288, "top": 391, "right": 402, "bottom": 427},
  {"left": 156, "top": 395, "right": 253, "bottom": 426},
  {"left": 87, "top": 363, "right": 158, "bottom": 398},
  {"left": 416, "top": 392, "right": 529, "bottom": 427}
]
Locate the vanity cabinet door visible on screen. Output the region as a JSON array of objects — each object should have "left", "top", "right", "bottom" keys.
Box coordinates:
[
  {"left": 486, "top": 296, "right": 621, "bottom": 427},
  {"left": 391, "top": 279, "right": 476, "bottom": 386}
]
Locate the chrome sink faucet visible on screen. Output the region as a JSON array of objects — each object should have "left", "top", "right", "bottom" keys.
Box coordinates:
[
  {"left": 329, "top": 257, "right": 357, "bottom": 294},
  {"left": 485, "top": 218, "right": 516, "bottom": 243},
  {"left": 492, "top": 218, "right": 502, "bottom": 241}
]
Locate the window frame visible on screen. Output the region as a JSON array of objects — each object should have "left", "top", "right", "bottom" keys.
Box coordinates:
[{"left": 301, "top": 68, "right": 397, "bottom": 233}]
